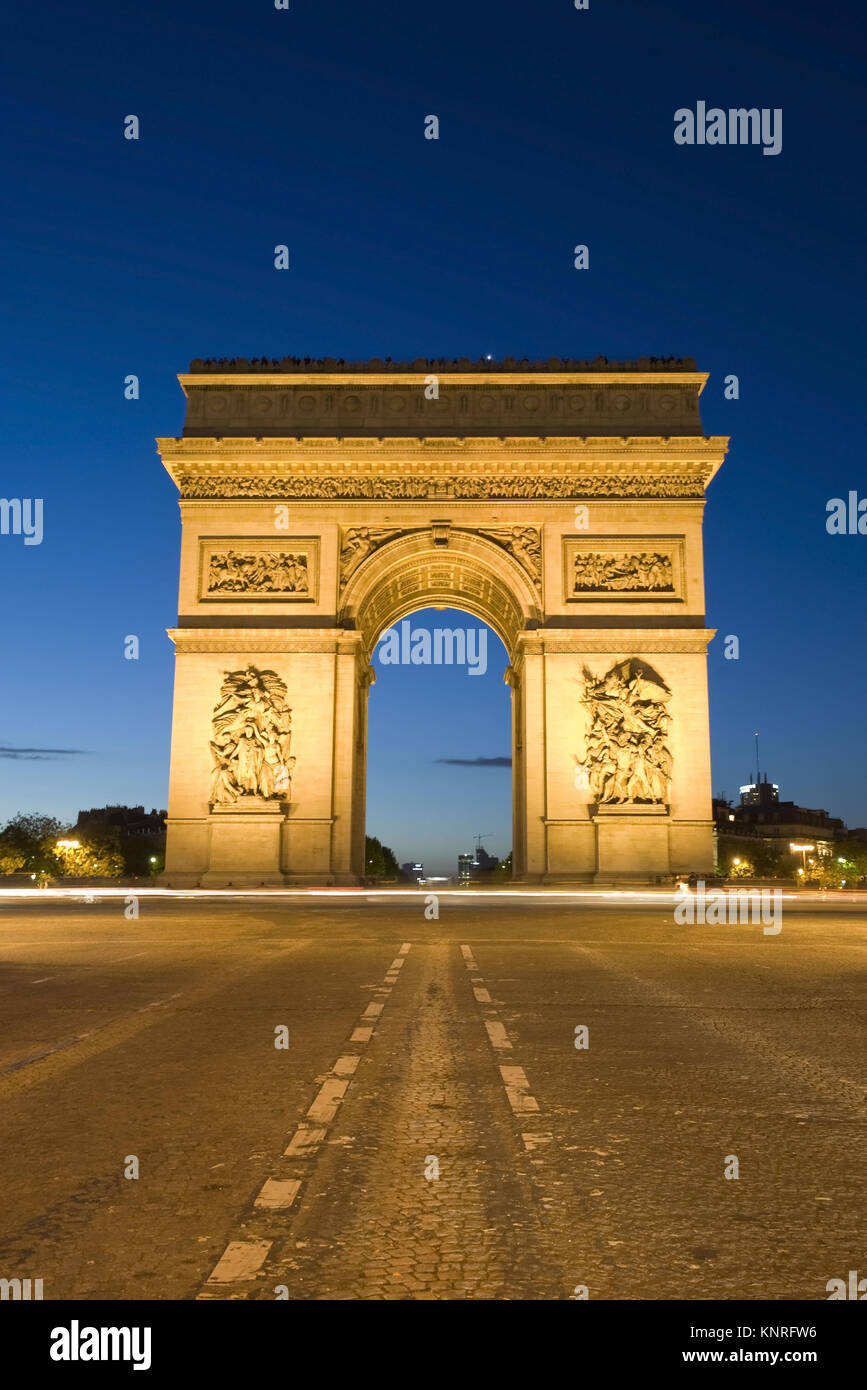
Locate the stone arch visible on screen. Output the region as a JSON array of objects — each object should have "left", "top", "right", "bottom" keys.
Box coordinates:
[{"left": 338, "top": 529, "right": 541, "bottom": 661}]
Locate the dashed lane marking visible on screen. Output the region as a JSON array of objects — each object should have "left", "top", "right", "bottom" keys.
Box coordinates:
[
  {"left": 500, "top": 1065, "right": 540, "bottom": 1114},
  {"left": 254, "top": 1178, "right": 302, "bottom": 1211},
  {"left": 283, "top": 1125, "right": 326, "bottom": 1157},
  {"left": 461, "top": 943, "right": 543, "bottom": 1129},
  {"left": 201, "top": 944, "right": 413, "bottom": 1297},
  {"left": 208, "top": 1240, "right": 273, "bottom": 1283},
  {"left": 306, "top": 1077, "right": 350, "bottom": 1124},
  {"left": 485, "top": 1021, "right": 512, "bottom": 1050}
]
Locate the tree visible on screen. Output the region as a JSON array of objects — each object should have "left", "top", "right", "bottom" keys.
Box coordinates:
[
  {"left": 364, "top": 835, "right": 399, "bottom": 881},
  {"left": 811, "top": 840, "right": 867, "bottom": 888},
  {"left": 0, "top": 813, "right": 64, "bottom": 875},
  {"left": 54, "top": 837, "right": 124, "bottom": 878},
  {"left": 491, "top": 851, "right": 513, "bottom": 882},
  {"left": 0, "top": 813, "right": 125, "bottom": 878}
]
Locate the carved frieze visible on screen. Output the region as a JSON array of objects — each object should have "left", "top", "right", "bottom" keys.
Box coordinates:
[
  {"left": 198, "top": 538, "right": 319, "bottom": 602},
  {"left": 573, "top": 551, "right": 672, "bottom": 593},
  {"left": 578, "top": 659, "right": 672, "bottom": 806},
  {"left": 209, "top": 666, "right": 295, "bottom": 807},
  {"left": 207, "top": 549, "right": 309, "bottom": 595},
  {"left": 563, "top": 537, "right": 684, "bottom": 601},
  {"left": 180, "top": 474, "right": 707, "bottom": 500}
]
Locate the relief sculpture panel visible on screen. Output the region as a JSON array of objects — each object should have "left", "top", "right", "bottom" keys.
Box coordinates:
[
  {"left": 563, "top": 536, "right": 684, "bottom": 601},
  {"left": 579, "top": 659, "right": 672, "bottom": 806},
  {"left": 198, "top": 538, "right": 319, "bottom": 601},
  {"left": 209, "top": 666, "right": 295, "bottom": 806}
]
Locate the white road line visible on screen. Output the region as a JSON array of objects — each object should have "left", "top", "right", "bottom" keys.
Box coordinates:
[
  {"left": 207, "top": 1239, "right": 272, "bottom": 1283},
  {"left": 284, "top": 1125, "right": 326, "bottom": 1157},
  {"left": 307, "top": 1077, "right": 350, "bottom": 1124},
  {"left": 30, "top": 977, "right": 55, "bottom": 984},
  {"left": 500, "top": 1065, "right": 540, "bottom": 1114},
  {"left": 389, "top": 957, "right": 405, "bottom": 971},
  {"left": 464, "top": 945, "right": 544, "bottom": 1127},
  {"left": 254, "top": 1178, "right": 301, "bottom": 1210},
  {"left": 202, "top": 943, "right": 413, "bottom": 1295},
  {"left": 485, "top": 1021, "right": 512, "bottom": 1050}
]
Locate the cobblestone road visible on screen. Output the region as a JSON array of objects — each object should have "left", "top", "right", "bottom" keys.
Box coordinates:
[{"left": 0, "top": 893, "right": 864, "bottom": 1300}]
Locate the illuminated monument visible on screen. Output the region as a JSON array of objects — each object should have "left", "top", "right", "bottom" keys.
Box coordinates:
[{"left": 157, "top": 357, "right": 727, "bottom": 885}]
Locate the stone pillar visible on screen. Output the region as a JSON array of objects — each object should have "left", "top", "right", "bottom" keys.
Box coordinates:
[
  {"left": 515, "top": 639, "right": 547, "bottom": 881},
  {"left": 161, "top": 629, "right": 366, "bottom": 887},
  {"left": 525, "top": 628, "right": 716, "bottom": 883},
  {"left": 505, "top": 666, "right": 525, "bottom": 878}
]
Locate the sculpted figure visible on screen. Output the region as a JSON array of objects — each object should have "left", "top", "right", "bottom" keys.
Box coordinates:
[
  {"left": 580, "top": 659, "right": 672, "bottom": 805},
  {"left": 207, "top": 550, "right": 309, "bottom": 595},
  {"left": 209, "top": 666, "right": 295, "bottom": 806},
  {"left": 339, "top": 527, "right": 394, "bottom": 584},
  {"left": 573, "top": 550, "right": 674, "bottom": 593}
]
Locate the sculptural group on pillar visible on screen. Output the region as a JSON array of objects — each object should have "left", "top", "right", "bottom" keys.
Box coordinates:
[
  {"left": 581, "top": 659, "right": 672, "bottom": 805},
  {"left": 209, "top": 666, "right": 295, "bottom": 806}
]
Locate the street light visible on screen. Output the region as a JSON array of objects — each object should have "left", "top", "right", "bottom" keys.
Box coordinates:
[
  {"left": 790, "top": 843, "right": 815, "bottom": 878},
  {"left": 56, "top": 839, "right": 80, "bottom": 850}
]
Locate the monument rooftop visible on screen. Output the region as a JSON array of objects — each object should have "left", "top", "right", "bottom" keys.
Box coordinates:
[
  {"left": 174, "top": 356, "right": 715, "bottom": 442},
  {"left": 186, "top": 354, "right": 699, "bottom": 374}
]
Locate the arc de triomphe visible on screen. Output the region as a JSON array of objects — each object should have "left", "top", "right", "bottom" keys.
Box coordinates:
[{"left": 157, "top": 357, "right": 727, "bottom": 886}]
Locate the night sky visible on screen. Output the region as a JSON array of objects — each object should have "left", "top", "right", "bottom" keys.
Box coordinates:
[{"left": 1, "top": 0, "right": 864, "bottom": 875}]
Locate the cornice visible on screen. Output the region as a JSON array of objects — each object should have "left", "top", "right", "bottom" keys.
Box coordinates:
[
  {"left": 515, "top": 628, "right": 717, "bottom": 655},
  {"left": 167, "top": 628, "right": 364, "bottom": 655},
  {"left": 156, "top": 436, "right": 727, "bottom": 496},
  {"left": 180, "top": 371, "right": 708, "bottom": 390},
  {"left": 157, "top": 434, "right": 726, "bottom": 457}
]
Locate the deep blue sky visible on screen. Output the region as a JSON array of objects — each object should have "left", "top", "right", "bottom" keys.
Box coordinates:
[{"left": 1, "top": 0, "right": 864, "bottom": 874}]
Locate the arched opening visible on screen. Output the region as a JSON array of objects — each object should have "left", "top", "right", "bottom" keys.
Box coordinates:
[
  {"left": 366, "top": 605, "right": 512, "bottom": 881},
  {"left": 339, "top": 530, "right": 540, "bottom": 883}
]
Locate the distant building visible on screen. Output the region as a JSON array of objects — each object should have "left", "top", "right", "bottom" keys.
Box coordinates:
[
  {"left": 714, "top": 773, "right": 846, "bottom": 865},
  {"left": 75, "top": 806, "right": 167, "bottom": 875},
  {"left": 400, "top": 861, "right": 425, "bottom": 883},
  {"left": 457, "top": 846, "right": 500, "bottom": 881},
  {"left": 457, "top": 852, "right": 474, "bottom": 881},
  {"left": 77, "top": 805, "right": 166, "bottom": 836}
]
